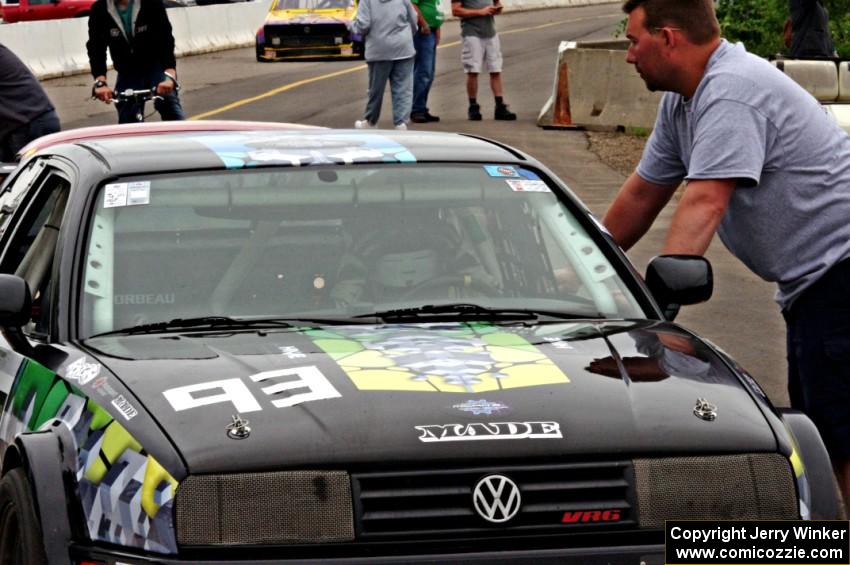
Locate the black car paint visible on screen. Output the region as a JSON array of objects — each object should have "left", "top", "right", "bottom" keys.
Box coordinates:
[
  {"left": 0, "top": 129, "right": 832, "bottom": 562},
  {"left": 78, "top": 321, "right": 781, "bottom": 474}
]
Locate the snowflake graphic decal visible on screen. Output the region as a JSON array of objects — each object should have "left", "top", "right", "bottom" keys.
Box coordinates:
[{"left": 305, "top": 323, "right": 569, "bottom": 393}]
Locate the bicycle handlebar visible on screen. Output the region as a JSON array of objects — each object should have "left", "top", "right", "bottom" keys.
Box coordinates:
[{"left": 112, "top": 87, "right": 160, "bottom": 104}]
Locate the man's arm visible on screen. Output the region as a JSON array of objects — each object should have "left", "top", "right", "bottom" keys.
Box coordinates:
[
  {"left": 152, "top": 0, "right": 178, "bottom": 95},
  {"left": 86, "top": 5, "right": 113, "bottom": 102},
  {"left": 602, "top": 172, "right": 678, "bottom": 251},
  {"left": 349, "top": 0, "right": 371, "bottom": 36},
  {"left": 411, "top": 2, "right": 429, "bottom": 33},
  {"left": 405, "top": 0, "right": 419, "bottom": 35},
  {"left": 660, "top": 178, "right": 735, "bottom": 255}
]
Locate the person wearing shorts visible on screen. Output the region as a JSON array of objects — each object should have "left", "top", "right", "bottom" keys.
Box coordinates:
[{"left": 451, "top": 0, "right": 516, "bottom": 120}]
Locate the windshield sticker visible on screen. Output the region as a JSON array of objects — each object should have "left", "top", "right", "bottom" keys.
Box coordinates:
[
  {"left": 518, "top": 168, "right": 541, "bottom": 180},
  {"left": 415, "top": 421, "right": 562, "bottom": 442},
  {"left": 305, "top": 323, "right": 569, "bottom": 393},
  {"left": 188, "top": 132, "right": 417, "bottom": 169},
  {"left": 484, "top": 165, "right": 521, "bottom": 178},
  {"left": 453, "top": 399, "right": 510, "bottom": 416},
  {"left": 103, "top": 183, "right": 128, "bottom": 208},
  {"left": 66, "top": 357, "right": 101, "bottom": 385},
  {"left": 127, "top": 181, "right": 151, "bottom": 205},
  {"left": 104, "top": 181, "right": 151, "bottom": 208},
  {"left": 506, "top": 179, "right": 550, "bottom": 193},
  {"left": 162, "top": 365, "right": 341, "bottom": 412}
]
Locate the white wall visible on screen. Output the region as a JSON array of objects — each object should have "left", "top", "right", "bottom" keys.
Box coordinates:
[{"left": 0, "top": 0, "right": 618, "bottom": 79}]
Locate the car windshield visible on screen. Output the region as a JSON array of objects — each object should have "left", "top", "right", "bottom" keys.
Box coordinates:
[
  {"left": 273, "top": 0, "right": 353, "bottom": 9},
  {"left": 79, "top": 164, "right": 643, "bottom": 337}
]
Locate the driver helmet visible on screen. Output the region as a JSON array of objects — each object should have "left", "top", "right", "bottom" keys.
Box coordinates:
[{"left": 359, "top": 213, "right": 458, "bottom": 290}]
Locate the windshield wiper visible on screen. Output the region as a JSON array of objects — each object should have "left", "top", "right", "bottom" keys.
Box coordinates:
[
  {"left": 88, "top": 314, "right": 380, "bottom": 338},
  {"left": 88, "top": 316, "right": 297, "bottom": 337},
  {"left": 354, "top": 303, "right": 602, "bottom": 322}
]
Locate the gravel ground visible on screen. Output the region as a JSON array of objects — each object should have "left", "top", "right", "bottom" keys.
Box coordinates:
[{"left": 585, "top": 131, "right": 648, "bottom": 177}]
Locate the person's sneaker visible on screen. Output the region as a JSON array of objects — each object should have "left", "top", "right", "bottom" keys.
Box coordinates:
[
  {"left": 394, "top": 122, "right": 408, "bottom": 130},
  {"left": 494, "top": 104, "right": 517, "bottom": 120},
  {"left": 354, "top": 119, "right": 375, "bottom": 129},
  {"left": 468, "top": 103, "right": 482, "bottom": 121}
]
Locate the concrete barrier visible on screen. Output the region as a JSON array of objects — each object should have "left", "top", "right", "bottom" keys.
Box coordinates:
[
  {"left": 772, "top": 60, "right": 839, "bottom": 102},
  {"left": 2, "top": 0, "right": 618, "bottom": 79},
  {"left": 539, "top": 41, "right": 850, "bottom": 135},
  {"left": 839, "top": 61, "right": 850, "bottom": 102},
  {"left": 537, "top": 39, "right": 662, "bottom": 130}
]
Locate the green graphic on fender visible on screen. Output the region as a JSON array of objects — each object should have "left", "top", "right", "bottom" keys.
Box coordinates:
[{"left": 1, "top": 359, "right": 178, "bottom": 553}]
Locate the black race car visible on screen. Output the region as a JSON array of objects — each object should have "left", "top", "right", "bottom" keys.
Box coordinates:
[{"left": 0, "top": 124, "right": 841, "bottom": 564}]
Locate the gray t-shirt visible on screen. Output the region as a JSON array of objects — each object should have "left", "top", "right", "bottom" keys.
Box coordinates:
[
  {"left": 454, "top": 0, "right": 495, "bottom": 38},
  {"left": 0, "top": 43, "right": 55, "bottom": 139},
  {"left": 349, "top": 0, "right": 417, "bottom": 61},
  {"left": 637, "top": 40, "right": 850, "bottom": 310}
]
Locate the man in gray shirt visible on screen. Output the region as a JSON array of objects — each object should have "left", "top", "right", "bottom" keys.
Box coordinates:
[
  {"left": 451, "top": 0, "right": 516, "bottom": 120},
  {"left": 604, "top": 0, "right": 850, "bottom": 507},
  {"left": 0, "top": 43, "right": 60, "bottom": 161}
]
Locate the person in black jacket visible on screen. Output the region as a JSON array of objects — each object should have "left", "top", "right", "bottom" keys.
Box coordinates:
[
  {"left": 785, "top": 0, "right": 836, "bottom": 58},
  {"left": 87, "top": 0, "right": 185, "bottom": 123},
  {"left": 0, "top": 43, "right": 60, "bottom": 161}
]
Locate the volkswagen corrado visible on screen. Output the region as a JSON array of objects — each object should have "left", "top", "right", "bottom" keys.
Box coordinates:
[
  {"left": 0, "top": 125, "right": 842, "bottom": 564},
  {"left": 255, "top": 0, "right": 362, "bottom": 62}
]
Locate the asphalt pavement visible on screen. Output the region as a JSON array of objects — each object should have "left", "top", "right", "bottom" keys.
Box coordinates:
[{"left": 40, "top": 2, "right": 789, "bottom": 405}]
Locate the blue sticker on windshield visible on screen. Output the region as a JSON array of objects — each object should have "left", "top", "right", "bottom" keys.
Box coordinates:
[
  {"left": 188, "top": 132, "right": 417, "bottom": 169},
  {"left": 484, "top": 165, "right": 521, "bottom": 178},
  {"left": 518, "top": 168, "right": 541, "bottom": 180}
]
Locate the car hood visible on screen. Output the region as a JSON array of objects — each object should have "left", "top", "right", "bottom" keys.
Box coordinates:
[
  {"left": 267, "top": 9, "right": 355, "bottom": 23},
  {"left": 83, "top": 320, "right": 777, "bottom": 474}
]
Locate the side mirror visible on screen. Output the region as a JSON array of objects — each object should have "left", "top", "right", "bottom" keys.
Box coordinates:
[
  {"left": 645, "top": 255, "right": 712, "bottom": 321},
  {"left": 0, "top": 274, "right": 33, "bottom": 353}
]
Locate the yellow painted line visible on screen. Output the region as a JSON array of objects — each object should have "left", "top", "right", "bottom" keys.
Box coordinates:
[
  {"left": 190, "top": 64, "right": 366, "bottom": 120},
  {"left": 189, "top": 12, "right": 621, "bottom": 120}
]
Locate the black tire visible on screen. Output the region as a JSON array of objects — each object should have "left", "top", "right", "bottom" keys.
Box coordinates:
[{"left": 0, "top": 468, "right": 48, "bottom": 565}]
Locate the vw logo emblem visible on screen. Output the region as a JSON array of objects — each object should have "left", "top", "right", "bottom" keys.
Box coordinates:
[{"left": 472, "top": 474, "right": 521, "bottom": 523}]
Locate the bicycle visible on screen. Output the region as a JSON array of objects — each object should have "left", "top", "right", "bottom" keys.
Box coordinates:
[
  {"left": 112, "top": 87, "right": 162, "bottom": 123},
  {"left": 91, "top": 82, "right": 181, "bottom": 123}
]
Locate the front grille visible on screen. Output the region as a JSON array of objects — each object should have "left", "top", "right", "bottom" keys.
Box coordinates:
[
  {"left": 634, "top": 453, "right": 798, "bottom": 527},
  {"left": 172, "top": 454, "right": 799, "bottom": 549},
  {"left": 175, "top": 471, "right": 354, "bottom": 546},
  {"left": 352, "top": 462, "right": 634, "bottom": 538},
  {"left": 266, "top": 24, "right": 350, "bottom": 47},
  {"left": 279, "top": 36, "right": 339, "bottom": 47}
]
